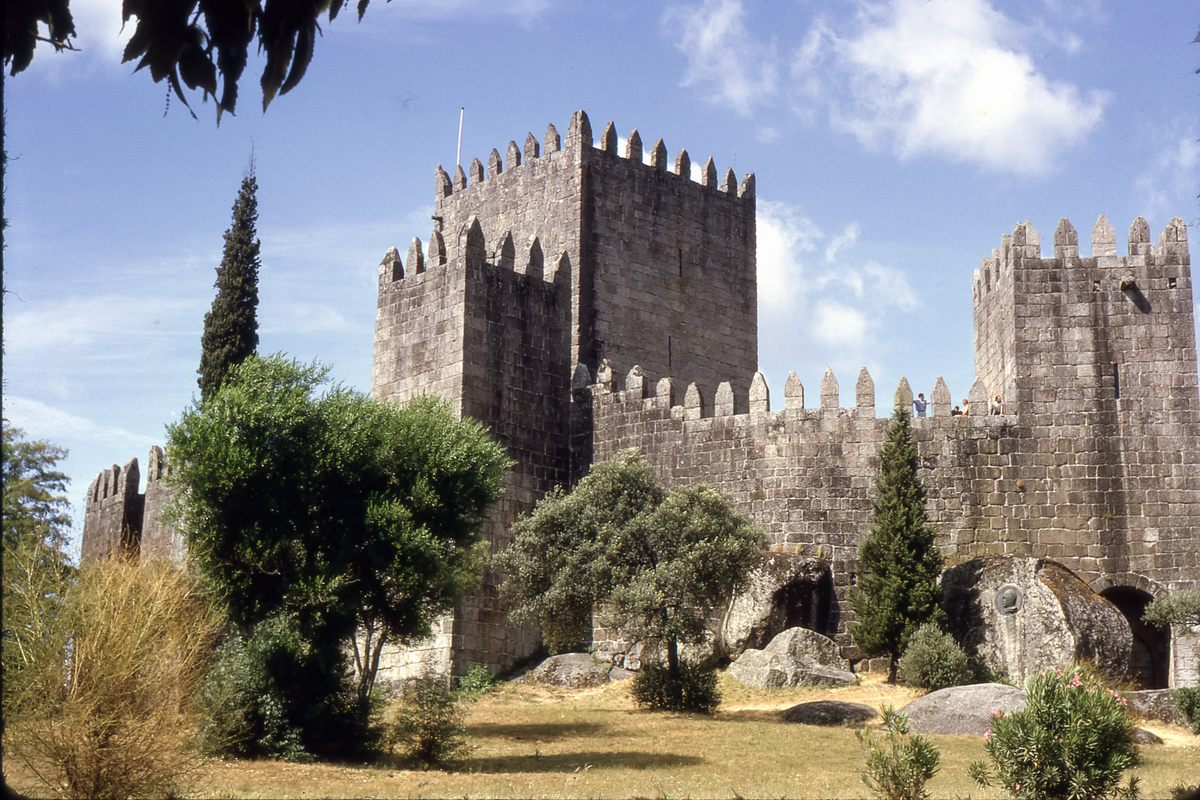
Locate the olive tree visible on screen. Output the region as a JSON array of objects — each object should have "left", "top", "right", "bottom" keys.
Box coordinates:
[{"left": 496, "top": 450, "right": 764, "bottom": 711}]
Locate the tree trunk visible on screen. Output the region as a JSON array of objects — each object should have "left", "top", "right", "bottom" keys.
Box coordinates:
[
  {"left": 887, "top": 653, "right": 898, "bottom": 684},
  {"left": 666, "top": 637, "right": 682, "bottom": 706}
]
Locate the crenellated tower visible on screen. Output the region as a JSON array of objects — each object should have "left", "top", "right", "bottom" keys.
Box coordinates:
[{"left": 371, "top": 110, "right": 758, "bottom": 677}]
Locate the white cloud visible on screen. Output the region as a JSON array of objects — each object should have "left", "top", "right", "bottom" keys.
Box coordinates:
[
  {"left": 663, "top": 0, "right": 779, "bottom": 117},
  {"left": 757, "top": 198, "right": 919, "bottom": 376},
  {"left": 4, "top": 396, "right": 157, "bottom": 456},
  {"left": 812, "top": 301, "right": 869, "bottom": 349},
  {"left": 824, "top": 0, "right": 1108, "bottom": 176},
  {"left": 666, "top": 0, "right": 1107, "bottom": 176},
  {"left": 1134, "top": 122, "right": 1200, "bottom": 224},
  {"left": 824, "top": 223, "right": 859, "bottom": 262},
  {"left": 757, "top": 201, "right": 822, "bottom": 314}
]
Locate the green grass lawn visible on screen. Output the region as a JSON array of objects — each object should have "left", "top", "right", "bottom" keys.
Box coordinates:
[{"left": 7, "top": 673, "right": 1197, "bottom": 799}]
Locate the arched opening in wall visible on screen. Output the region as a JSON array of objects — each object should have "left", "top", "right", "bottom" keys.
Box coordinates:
[
  {"left": 777, "top": 567, "right": 835, "bottom": 638},
  {"left": 1101, "top": 586, "right": 1170, "bottom": 689}
]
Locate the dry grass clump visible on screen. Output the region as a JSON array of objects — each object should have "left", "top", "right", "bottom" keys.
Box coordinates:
[{"left": 5, "top": 558, "right": 222, "bottom": 799}]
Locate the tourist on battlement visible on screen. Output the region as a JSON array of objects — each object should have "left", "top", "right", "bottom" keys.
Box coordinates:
[
  {"left": 962, "top": 399, "right": 970, "bottom": 416},
  {"left": 913, "top": 393, "right": 927, "bottom": 418},
  {"left": 990, "top": 394, "right": 1003, "bottom": 415}
]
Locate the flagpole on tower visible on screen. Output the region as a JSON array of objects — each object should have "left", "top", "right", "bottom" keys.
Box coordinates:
[{"left": 456, "top": 107, "right": 465, "bottom": 169}]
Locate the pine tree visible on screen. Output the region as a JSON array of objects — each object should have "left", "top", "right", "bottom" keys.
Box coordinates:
[
  {"left": 851, "top": 405, "right": 945, "bottom": 682},
  {"left": 198, "top": 169, "right": 261, "bottom": 401}
]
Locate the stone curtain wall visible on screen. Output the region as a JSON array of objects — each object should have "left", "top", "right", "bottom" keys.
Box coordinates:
[
  {"left": 138, "top": 446, "right": 184, "bottom": 564},
  {"left": 81, "top": 458, "right": 144, "bottom": 563},
  {"left": 81, "top": 447, "right": 181, "bottom": 566}
]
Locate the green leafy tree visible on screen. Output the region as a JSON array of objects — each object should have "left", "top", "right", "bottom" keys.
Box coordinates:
[
  {"left": 197, "top": 168, "right": 260, "bottom": 402},
  {"left": 1143, "top": 590, "right": 1200, "bottom": 629},
  {"left": 2, "top": 424, "right": 72, "bottom": 553},
  {"left": 497, "top": 450, "right": 765, "bottom": 711},
  {"left": 168, "top": 354, "right": 509, "bottom": 756},
  {"left": 851, "top": 406, "right": 944, "bottom": 683}
]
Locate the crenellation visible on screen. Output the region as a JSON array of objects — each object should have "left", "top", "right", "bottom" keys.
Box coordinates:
[
  {"left": 568, "top": 109, "right": 592, "bottom": 149},
  {"left": 428, "top": 230, "right": 447, "bottom": 266},
  {"left": 684, "top": 382, "right": 704, "bottom": 420},
  {"left": 650, "top": 138, "right": 667, "bottom": 171},
  {"left": 715, "top": 381, "right": 735, "bottom": 416},
  {"left": 544, "top": 122, "right": 561, "bottom": 153},
  {"left": 932, "top": 376, "right": 951, "bottom": 416},
  {"left": 453, "top": 164, "right": 467, "bottom": 191},
  {"left": 381, "top": 245, "right": 402, "bottom": 282},
  {"left": 1129, "top": 216, "right": 1151, "bottom": 256},
  {"left": 674, "top": 148, "right": 690, "bottom": 177},
  {"left": 600, "top": 121, "right": 617, "bottom": 153},
  {"left": 494, "top": 231, "right": 515, "bottom": 271},
  {"left": 626, "top": 365, "right": 646, "bottom": 398},
  {"left": 721, "top": 167, "right": 737, "bottom": 194},
  {"left": 702, "top": 155, "right": 717, "bottom": 188},
  {"left": 785, "top": 371, "right": 804, "bottom": 410},
  {"left": 820, "top": 368, "right": 839, "bottom": 410},
  {"left": 487, "top": 148, "right": 503, "bottom": 178},
  {"left": 855, "top": 368, "right": 874, "bottom": 415},
  {"left": 469, "top": 157, "right": 485, "bottom": 185},
  {"left": 435, "top": 165, "right": 452, "bottom": 198},
  {"left": 506, "top": 140, "right": 521, "bottom": 170},
  {"left": 625, "top": 129, "right": 642, "bottom": 162},
  {"left": 405, "top": 236, "right": 424, "bottom": 275},
  {"left": 895, "top": 376, "right": 913, "bottom": 412},
  {"left": 523, "top": 132, "right": 540, "bottom": 161},
  {"left": 738, "top": 172, "right": 755, "bottom": 199},
  {"left": 526, "top": 236, "right": 544, "bottom": 279},
  {"left": 1053, "top": 218, "right": 1078, "bottom": 260},
  {"left": 749, "top": 371, "right": 770, "bottom": 414}
]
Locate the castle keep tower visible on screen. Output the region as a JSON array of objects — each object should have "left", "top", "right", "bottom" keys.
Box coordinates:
[{"left": 370, "top": 110, "right": 758, "bottom": 675}]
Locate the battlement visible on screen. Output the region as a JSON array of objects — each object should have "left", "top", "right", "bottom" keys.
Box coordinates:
[
  {"left": 972, "top": 216, "right": 1191, "bottom": 302},
  {"left": 377, "top": 218, "right": 569, "bottom": 288},
  {"left": 581, "top": 358, "right": 1007, "bottom": 423},
  {"left": 432, "top": 110, "right": 755, "bottom": 207},
  {"left": 80, "top": 447, "right": 181, "bottom": 565}
]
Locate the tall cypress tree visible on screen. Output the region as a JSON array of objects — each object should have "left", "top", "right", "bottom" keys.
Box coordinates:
[
  {"left": 851, "top": 405, "right": 945, "bottom": 682},
  {"left": 198, "top": 168, "right": 261, "bottom": 401}
]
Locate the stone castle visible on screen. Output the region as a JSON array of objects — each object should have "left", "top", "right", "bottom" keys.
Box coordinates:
[{"left": 82, "top": 110, "right": 1200, "bottom": 689}]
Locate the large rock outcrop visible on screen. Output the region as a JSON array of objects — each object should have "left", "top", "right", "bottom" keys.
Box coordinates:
[
  {"left": 901, "top": 684, "right": 1028, "bottom": 735},
  {"left": 942, "top": 557, "right": 1132, "bottom": 685},
  {"left": 728, "top": 627, "right": 857, "bottom": 688},
  {"left": 781, "top": 700, "right": 878, "bottom": 727},
  {"left": 529, "top": 653, "right": 624, "bottom": 688},
  {"left": 719, "top": 553, "right": 833, "bottom": 661}
]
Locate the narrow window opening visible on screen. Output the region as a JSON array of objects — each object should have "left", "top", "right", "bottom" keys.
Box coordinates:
[
  {"left": 1113, "top": 362, "right": 1120, "bottom": 400},
  {"left": 678, "top": 248, "right": 684, "bottom": 277},
  {"left": 667, "top": 334, "right": 673, "bottom": 369},
  {"left": 1168, "top": 277, "right": 1178, "bottom": 289}
]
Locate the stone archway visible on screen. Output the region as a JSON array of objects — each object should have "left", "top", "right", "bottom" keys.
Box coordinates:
[{"left": 1100, "top": 586, "right": 1170, "bottom": 689}]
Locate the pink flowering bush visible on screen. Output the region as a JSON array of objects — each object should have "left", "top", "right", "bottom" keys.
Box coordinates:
[{"left": 968, "top": 666, "right": 1139, "bottom": 800}]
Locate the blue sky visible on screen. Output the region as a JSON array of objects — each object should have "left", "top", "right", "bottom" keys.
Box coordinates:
[{"left": 5, "top": 0, "right": 1199, "bottom": 559}]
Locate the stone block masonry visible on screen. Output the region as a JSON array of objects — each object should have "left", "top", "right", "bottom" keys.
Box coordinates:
[
  {"left": 81, "top": 446, "right": 178, "bottom": 565},
  {"left": 82, "top": 111, "right": 1200, "bottom": 689}
]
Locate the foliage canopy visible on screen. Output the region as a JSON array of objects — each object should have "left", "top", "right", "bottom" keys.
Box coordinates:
[
  {"left": 2, "top": 1, "right": 393, "bottom": 117},
  {"left": 850, "top": 406, "right": 944, "bottom": 682},
  {"left": 1143, "top": 589, "right": 1200, "bottom": 629},
  {"left": 168, "top": 354, "right": 509, "bottom": 754},
  {"left": 496, "top": 450, "right": 764, "bottom": 710}
]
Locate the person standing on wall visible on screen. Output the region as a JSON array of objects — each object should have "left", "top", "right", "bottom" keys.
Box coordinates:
[{"left": 912, "top": 393, "right": 927, "bottom": 418}]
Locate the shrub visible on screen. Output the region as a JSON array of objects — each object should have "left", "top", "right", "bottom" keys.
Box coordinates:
[
  {"left": 386, "top": 672, "right": 469, "bottom": 768},
  {"left": 857, "top": 707, "right": 941, "bottom": 800},
  {"left": 1176, "top": 687, "right": 1200, "bottom": 735},
  {"left": 5, "top": 559, "right": 221, "bottom": 800},
  {"left": 897, "top": 623, "right": 973, "bottom": 692},
  {"left": 630, "top": 663, "right": 720, "bottom": 714},
  {"left": 456, "top": 665, "right": 496, "bottom": 696},
  {"left": 198, "top": 612, "right": 377, "bottom": 761},
  {"left": 969, "top": 666, "right": 1139, "bottom": 800}
]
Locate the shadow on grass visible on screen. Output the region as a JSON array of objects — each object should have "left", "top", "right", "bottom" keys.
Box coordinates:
[
  {"left": 470, "top": 721, "right": 608, "bottom": 740},
  {"left": 714, "top": 709, "right": 788, "bottom": 724},
  {"left": 461, "top": 750, "right": 704, "bottom": 774}
]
